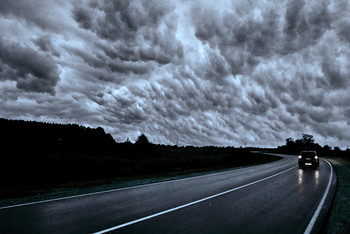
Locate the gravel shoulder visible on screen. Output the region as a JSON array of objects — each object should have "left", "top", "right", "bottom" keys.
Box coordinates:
[{"left": 324, "top": 158, "right": 350, "bottom": 233}]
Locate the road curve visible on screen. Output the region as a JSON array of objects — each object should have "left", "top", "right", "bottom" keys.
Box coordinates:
[{"left": 0, "top": 154, "right": 335, "bottom": 234}]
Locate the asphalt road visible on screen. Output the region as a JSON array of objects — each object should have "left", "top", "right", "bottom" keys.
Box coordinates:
[{"left": 0, "top": 154, "right": 335, "bottom": 234}]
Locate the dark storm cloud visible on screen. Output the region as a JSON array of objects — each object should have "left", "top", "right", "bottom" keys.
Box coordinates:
[
  {"left": 0, "top": 0, "right": 71, "bottom": 32},
  {"left": 72, "top": 6, "right": 94, "bottom": 30},
  {"left": 336, "top": 19, "right": 350, "bottom": 44},
  {"left": 0, "top": 39, "right": 60, "bottom": 94},
  {"left": 195, "top": 50, "right": 231, "bottom": 84},
  {"left": 192, "top": 2, "right": 279, "bottom": 75},
  {"left": 192, "top": 0, "right": 332, "bottom": 76},
  {"left": 34, "top": 36, "right": 61, "bottom": 57},
  {"left": 107, "top": 60, "right": 150, "bottom": 75},
  {"left": 93, "top": 87, "right": 150, "bottom": 127},
  {"left": 64, "top": 46, "right": 106, "bottom": 69},
  {"left": 1, "top": 0, "right": 350, "bottom": 148},
  {"left": 73, "top": 0, "right": 183, "bottom": 66},
  {"left": 284, "top": 0, "right": 305, "bottom": 38},
  {"left": 86, "top": 1, "right": 171, "bottom": 41},
  {"left": 283, "top": 0, "right": 331, "bottom": 53},
  {"left": 321, "top": 55, "right": 348, "bottom": 89}
]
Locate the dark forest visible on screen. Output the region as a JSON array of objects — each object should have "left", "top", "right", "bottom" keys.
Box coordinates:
[{"left": 0, "top": 118, "right": 278, "bottom": 198}]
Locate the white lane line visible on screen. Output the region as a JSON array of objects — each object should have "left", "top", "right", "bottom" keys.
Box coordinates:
[
  {"left": 0, "top": 167, "right": 256, "bottom": 210},
  {"left": 0, "top": 158, "right": 286, "bottom": 210},
  {"left": 304, "top": 159, "right": 334, "bottom": 234},
  {"left": 93, "top": 166, "right": 296, "bottom": 234}
]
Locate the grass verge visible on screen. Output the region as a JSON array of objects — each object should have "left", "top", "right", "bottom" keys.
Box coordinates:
[
  {"left": 324, "top": 157, "right": 350, "bottom": 233},
  {"left": 0, "top": 152, "right": 281, "bottom": 208}
]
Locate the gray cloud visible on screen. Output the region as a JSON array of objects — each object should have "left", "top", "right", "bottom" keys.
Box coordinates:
[
  {"left": 0, "top": 0, "right": 72, "bottom": 32},
  {"left": 74, "top": 0, "right": 183, "bottom": 65},
  {"left": 0, "top": 39, "right": 60, "bottom": 94},
  {"left": 321, "top": 55, "right": 348, "bottom": 89},
  {"left": 1, "top": 0, "right": 350, "bottom": 148},
  {"left": 72, "top": 6, "right": 94, "bottom": 30},
  {"left": 87, "top": 1, "right": 171, "bottom": 40},
  {"left": 283, "top": 0, "right": 331, "bottom": 53},
  {"left": 34, "top": 36, "right": 61, "bottom": 57}
]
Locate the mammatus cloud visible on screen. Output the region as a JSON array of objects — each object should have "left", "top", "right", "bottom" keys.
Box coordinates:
[
  {"left": 0, "top": 39, "right": 60, "bottom": 94},
  {"left": 1, "top": 0, "right": 350, "bottom": 148}
]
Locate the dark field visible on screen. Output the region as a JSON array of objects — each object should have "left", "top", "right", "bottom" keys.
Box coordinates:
[{"left": 0, "top": 118, "right": 280, "bottom": 199}]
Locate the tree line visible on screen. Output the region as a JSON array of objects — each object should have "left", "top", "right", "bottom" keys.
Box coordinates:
[
  {"left": 276, "top": 133, "right": 349, "bottom": 157},
  {"left": 1, "top": 118, "right": 117, "bottom": 153},
  {"left": 0, "top": 118, "right": 280, "bottom": 199}
]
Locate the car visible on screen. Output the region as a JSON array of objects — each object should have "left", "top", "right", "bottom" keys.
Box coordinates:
[{"left": 298, "top": 150, "right": 319, "bottom": 168}]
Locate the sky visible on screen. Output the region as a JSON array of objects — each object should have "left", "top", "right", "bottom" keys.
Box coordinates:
[{"left": 1, "top": 0, "right": 350, "bottom": 148}]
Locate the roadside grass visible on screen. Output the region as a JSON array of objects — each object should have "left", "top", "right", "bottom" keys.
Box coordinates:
[
  {"left": 324, "top": 157, "right": 350, "bottom": 233},
  {"left": 0, "top": 152, "right": 281, "bottom": 208}
]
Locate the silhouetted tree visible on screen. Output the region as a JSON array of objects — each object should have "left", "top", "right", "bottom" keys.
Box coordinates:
[
  {"left": 323, "top": 145, "right": 332, "bottom": 153},
  {"left": 286, "top": 137, "right": 295, "bottom": 147},
  {"left": 301, "top": 133, "right": 314, "bottom": 147},
  {"left": 278, "top": 133, "right": 321, "bottom": 154},
  {"left": 334, "top": 146, "right": 341, "bottom": 152},
  {"left": 136, "top": 133, "right": 151, "bottom": 145}
]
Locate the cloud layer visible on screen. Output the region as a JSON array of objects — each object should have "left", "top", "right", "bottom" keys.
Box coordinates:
[{"left": 1, "top": 0, "right": 350, "bottom": 148}]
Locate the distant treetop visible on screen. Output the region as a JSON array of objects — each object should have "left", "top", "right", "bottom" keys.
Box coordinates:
[{"left": 136, "top": 133, "right": 151, "bottom": 145}]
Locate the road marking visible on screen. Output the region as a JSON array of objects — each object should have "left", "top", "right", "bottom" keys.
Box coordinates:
[
  {"left": 94, "top": 166, "right": 296, "bottom": 234},
  {"left": 0, "top": 158, "right": 284, "bottom": 210},
  {"left": 304, "top": 159, "right": 334, "bottom": 234}
]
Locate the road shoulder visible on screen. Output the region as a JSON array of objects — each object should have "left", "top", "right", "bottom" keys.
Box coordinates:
[
  {"left": 0, "top": 158, "right": 283, "bottom": 209},
  {"left": 324, "top": 158, "right": 350, "bottom": 233}
]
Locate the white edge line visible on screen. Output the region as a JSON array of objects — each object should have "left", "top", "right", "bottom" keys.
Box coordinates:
[
  {"left": 304, "top": 159, "right": 333, "bottom": 234},
  {"left": 0, "top": 158, "right": 285, "bottom": 210},
  {"left": 93, "top": 166, "right": 296, "bottom": 234}
]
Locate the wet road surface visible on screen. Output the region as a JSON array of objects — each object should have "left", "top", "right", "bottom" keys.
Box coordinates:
[{"left": 0, "top": 154, "right": 334, "bottom": 234}]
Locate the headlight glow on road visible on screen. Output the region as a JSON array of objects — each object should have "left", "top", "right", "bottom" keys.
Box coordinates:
[{"left": 298, "top": 169, "right": 303, "bottom": 185}]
